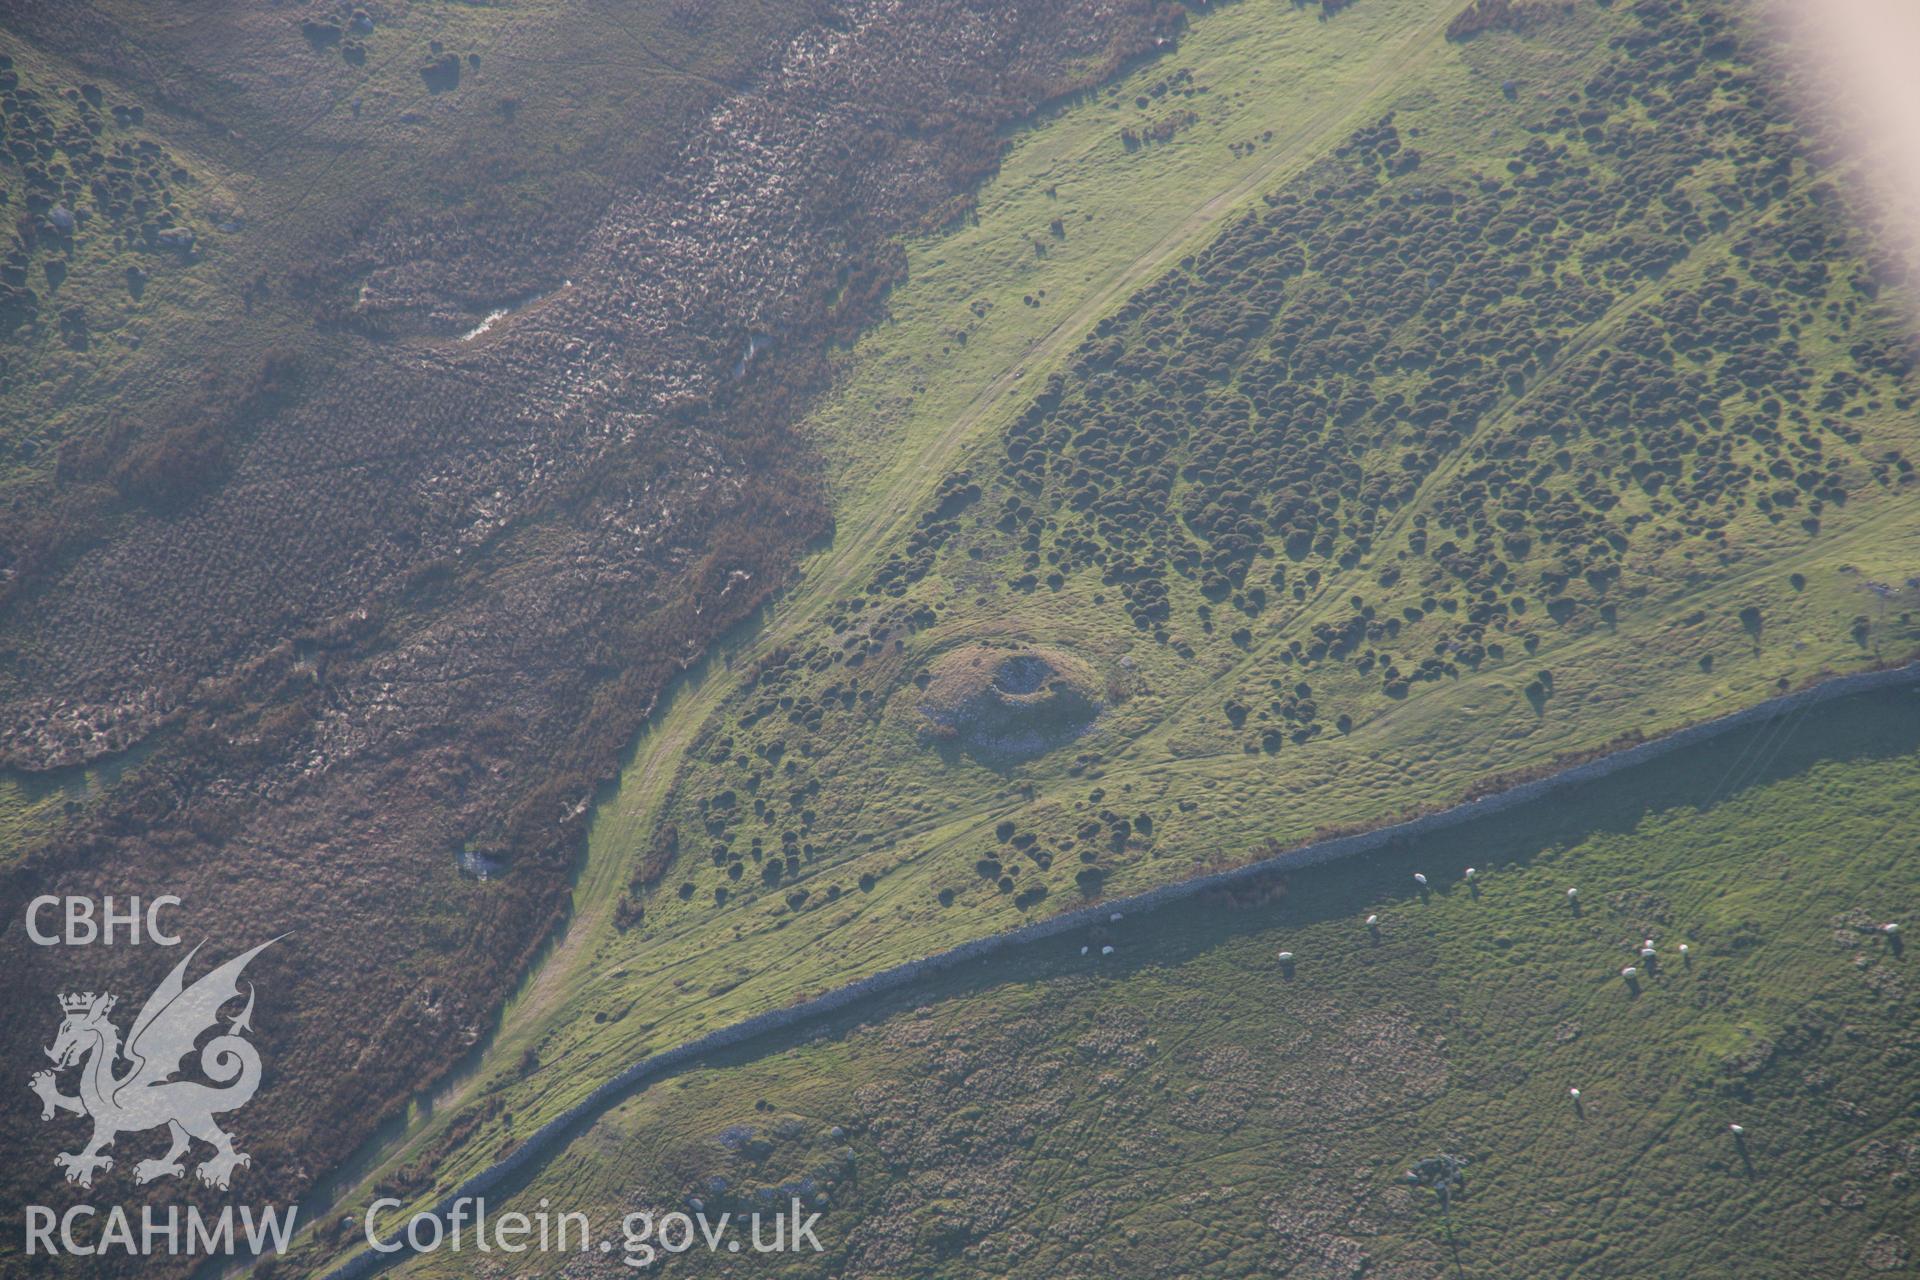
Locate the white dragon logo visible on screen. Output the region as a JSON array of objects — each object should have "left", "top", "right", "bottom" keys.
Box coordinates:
[{"left": 29, "top": 938, "right": 279, "bottom": 1191}]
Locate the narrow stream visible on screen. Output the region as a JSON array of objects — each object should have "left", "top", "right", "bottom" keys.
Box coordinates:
[{"left": 458, "top": 279, "right": 573, "bottom": 341}]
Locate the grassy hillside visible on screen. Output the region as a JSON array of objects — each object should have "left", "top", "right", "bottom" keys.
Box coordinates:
[
  {"left": 293, "top": 0, "right": 1920, "bottom": 1248},
  {"left": 387, "top": 683, "right": 1920, "bottom": 1280}
]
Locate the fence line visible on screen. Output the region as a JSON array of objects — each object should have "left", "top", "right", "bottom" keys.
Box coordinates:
[{"left": 320, "top": 659, "right": 1920, "bottom": 1279}]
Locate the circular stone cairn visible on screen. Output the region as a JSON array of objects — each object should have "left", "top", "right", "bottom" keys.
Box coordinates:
[{"left": 917, "top": 643, "right": 1101, "bottom": 762}]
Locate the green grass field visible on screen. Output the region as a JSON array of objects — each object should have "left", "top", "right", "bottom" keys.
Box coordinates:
[
  {"left": 288, "top": 1, "right": 1920, "bottom": 1262},
  {"left": 379, "top": 683, "right": 1920, "bottom": 1280}
]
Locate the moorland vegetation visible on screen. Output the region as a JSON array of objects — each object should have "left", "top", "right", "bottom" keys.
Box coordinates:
[
  {"left": 293, "top": 0, "right": 1920, "bottom": 1260},
  {"left": 0, "top": 2, "right": 1185, "bottom": 1270}
]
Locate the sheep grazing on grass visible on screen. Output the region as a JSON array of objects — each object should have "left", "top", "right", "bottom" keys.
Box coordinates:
[
  {"left": 1729, "top": 1123, "right": 1745, "bottom": 1136},
  {"left": 1567, "top": 887, "right": 1579, "bottom": 900},
  {"left": 1413, "top": 873, "right": 1428, "bottom": 887},
  {"left": 1464, "top": 867, "right": 1476, "bottom": 880},
  {"left": 1366, "top": 914, "right": 1380, "bottom": 928},
  {"left": 1569, "top": 1087, "right": 1581, "bottom": 1099},
  {"left": 1101, "top": 945, "right": 1115, "bottom": 956}
]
